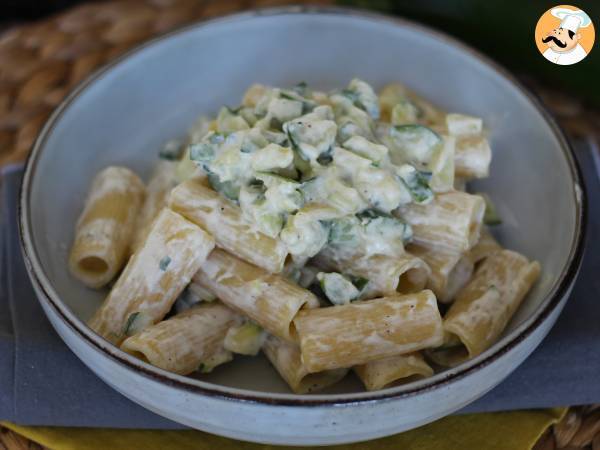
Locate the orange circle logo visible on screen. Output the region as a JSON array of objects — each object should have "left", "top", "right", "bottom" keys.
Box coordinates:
[{"left": 535, "top": 5, "right": 595, "bottom": 65}]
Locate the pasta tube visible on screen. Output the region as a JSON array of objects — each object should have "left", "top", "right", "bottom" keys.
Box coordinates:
[
  {"left": 354, "top": 352, "right": 434, "bottom": 391},
  {"left": 69, "top": 166, "right": 145, "bottom": 288},
  {"left": 193, "top": 249, "right": 319, "bottom": 342},
  {"left": 454, "top": 136, "right": 492, "bottom": 179},
  {"left": 467, "top": 227, "right": 502, "bottom": 266},
  {"left": 169, "top": 179, "right": 288, "bottom": 273},
  {"left": 395, "top": 191, "right": 485, "bottom": 253},
  {"left": 262, "top": 334, "right": 348, "bottom": 394},
  {"left": 131, "top": 160, "right": 177, "bottom": 253},
  {"left": 431, "top": 250, "right": 540, "bottom": 366},
  {"left": 88, "top": 208, "right": 215, "bottom": 345},
  {"left": 313, "top": 250, "right": 430, "bottom": 298},
  {"left": 121, "top": 303, "right": 239, "bottom": 375},
  {"left": 293, "top": 290, "right": 444, "bottom": 372},
  {"left": 408, "top": 244, "right": 473, "bottom": 304}
]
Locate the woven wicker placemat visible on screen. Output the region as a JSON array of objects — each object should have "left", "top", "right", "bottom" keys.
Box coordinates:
[{"left": 0, "top": 1, "right": 597, "bottom": 449}]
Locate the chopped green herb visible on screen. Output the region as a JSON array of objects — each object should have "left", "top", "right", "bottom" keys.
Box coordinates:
[
  {"left": 396, "top": 165, "right": 434, "bottom": 204},
  {"left": 159, "top": 256, "right": 171, "bottom": 271},
  {"left": 123, "top": 312, "right": 140, "bottom": 336},
  {"left": 350, "top": 276, "right": 369, "bottom": 292},
  {"left": 207, "top": 173, "right": 240, "bottom": 201},
  {"left": 158, "top": 140, "right": 183, "bottom": 161},
  {"left": 316, "top": 152, "right": 333, "bottom": 166}
]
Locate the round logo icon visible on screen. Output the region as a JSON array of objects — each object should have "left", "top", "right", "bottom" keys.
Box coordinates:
[{"left": 535, "top": 5, "right": 595, "bottom": 65}]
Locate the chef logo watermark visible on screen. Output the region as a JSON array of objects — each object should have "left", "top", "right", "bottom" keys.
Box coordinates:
[{"left": 535, "top": 5, "right": 594, "bottom": 65}]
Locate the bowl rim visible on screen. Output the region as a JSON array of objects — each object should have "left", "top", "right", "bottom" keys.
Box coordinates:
[{"left": 18, "top": 5, "right": 587, "bottom": 407}]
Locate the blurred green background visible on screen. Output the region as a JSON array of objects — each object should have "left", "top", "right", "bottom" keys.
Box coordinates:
[{"left": 343, "top": 0, "right": 599, "bottom": 106}]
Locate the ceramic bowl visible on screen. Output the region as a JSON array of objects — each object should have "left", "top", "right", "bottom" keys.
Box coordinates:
[{"left": 19, "top": 6, "right": 586, "bottom": 445}]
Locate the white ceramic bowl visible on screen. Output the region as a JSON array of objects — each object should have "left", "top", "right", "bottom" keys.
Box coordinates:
[{"left": 19, "top": 6, "right": 586, "bottom": 445}]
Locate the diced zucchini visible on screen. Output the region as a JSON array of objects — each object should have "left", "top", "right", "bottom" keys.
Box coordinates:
[
  {"left": 395, "top": 164, "right": 434, "bottom": 204},
  {"left": 391, "top": 99, "right": 419, "bottom": 126},
  {"left": 255, "top": 172, "right": 303, "bottom": 213},
  {"left": 342, "top": 135, "right": 389, "bottom": 166},
  {"left": 224, "top": 322, "right": 267, "bottom": 356},
  {"left": 279, "top": 87, "right": 317, "bottom": 114},
  {"left": 327, "top": 216, "right": 361, "bottom": 247},
  {"left": 251, "top": 144, "right": 294, "bottom": 172},
  {"left": 123, "top": 311, "right": 152, "bottom": 337},
  {"left": 317, "top": 272, "right": 361, "bottom": 305},
  {"left": 189, "top": 132, "right": 225, "bottom": 164},
  {"left": 480, "top": 192, "right": 502, "bottom": 225},
  {"left": 268, "top": 97, "right": 304, "bottom": 123},
  {"left": 207, "top": 172, "right": 240, "bottom": 201},
  {"left": 341, "top": 78, "right": 380, "bottom": 120},
  {"left": 428, "top": 135, "right": 455, "bottom": 193},
  {"left": 332, "top": 146, "right": 372, "bottom": 180},
  {"left": 357, "top": 209, "right": 413, "bottom": 249},
  {"left": 388, "top": 124, "right": 443, "bottom": 166},
  {"left": 283, "top": 113, "right": 337, "bottom": 167},
  {"left": 446, "top": 113, "right": 483, "bottom": 137},
  {"left": 216, "top": 106, "right": 250, "bottom": 133},
  {"left": 355, "top": 166, "right": 410, "bottom": 212},
  {"left": 280, "top": 205, "right": 338, "bottom": 258},
  {"left": 262, "top": 130, "right": 289, "bottom": 146},
  {"left": 242, "top": 83, "right": 268, "bottom": 108},
  {"left": 323, "top": 173, "right": 367, "bottom": 215},
  {"left": 238, "top": 107, "right": 258, "bottom": 126}
]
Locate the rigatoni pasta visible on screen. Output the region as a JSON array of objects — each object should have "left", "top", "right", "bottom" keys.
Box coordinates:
[
  {"left": 88, "top": 208, "right": 215, "bottom": 345},
  {"left": 313, "top": 250, "right": 430, "bottom": 297},
  {"left": 263, "top": 334, "right": 348, "bottom": 394},
  {"left": 354, "top": 352, "right": 434, "bottom": 391},
  {"left": 169, "top": 179, "right": 288, "bottom": 273},
  {"left": 395, "top": 191, "right": 485, "bottom": 253},
  {"left": 131, "top": 160, "right": 177, "bottom": 253},
  {"left": 408, "top": 244, "right": 473, "bottom": 304},
  {"left": 69, "top": 166, "right": 145, "bottom": 288},
  {"left": 121, "top": 302, "right": 239, "bottom": 375},
  {"left": 432, "top": 250, "right": 541, "bottom": 366},
  {"left": 193, "top": 248, "right": 319, "bottom": 342},
  {"left": 73, "top": 78, "right": 541, "bottom": 393},
  {"left": 293, "top": 290, "right": 444, "bottom": 372}
]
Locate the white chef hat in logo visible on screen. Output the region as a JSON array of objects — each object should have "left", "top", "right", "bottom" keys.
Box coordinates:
[{"left": 551, "top": 7, "right": 592, "bottom": 33}]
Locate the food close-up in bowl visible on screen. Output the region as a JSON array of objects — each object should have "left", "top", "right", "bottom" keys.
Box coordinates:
[{"left": 2, "top": 2, "right": 597, "bottom": 449}]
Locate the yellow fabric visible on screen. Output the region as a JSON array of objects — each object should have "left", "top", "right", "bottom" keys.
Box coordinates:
[{"left": 2, "top": 408, "right": 565, "bottom": 450}]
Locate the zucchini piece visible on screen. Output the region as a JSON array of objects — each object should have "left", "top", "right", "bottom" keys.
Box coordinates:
[
  {"left": 388, "top": 124, "right": 443, "bottom": 166},
  {"left": 446, "top": 113, "right": 483, "bottom": 137},
  {"left": 391, "top": 99, "right": 419, "bottom": 126},
  {"left": 123, "top": 311, "right": 152, "bottom": 337},
  {"left": 395, "top": 164, "right": 434, "bottom": 204},
  {"left": 216, "top": 106, "right": 250, "bottom": 133},
  {"left": 317, "top": 272, "right": 360, "bottom": 305},
  {"left": 224, "top": 322, "right": 267, "bottom": 356}
]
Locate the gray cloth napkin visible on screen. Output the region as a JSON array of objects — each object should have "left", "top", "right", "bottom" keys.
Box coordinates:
[{"left": 0, "top": 139, "right": 598, "bottom": 428}]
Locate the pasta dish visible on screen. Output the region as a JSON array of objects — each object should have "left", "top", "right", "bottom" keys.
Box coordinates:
[{"left": 68, "top": 79, "right": 540, "bottom": 393}]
